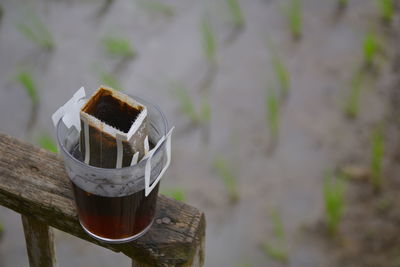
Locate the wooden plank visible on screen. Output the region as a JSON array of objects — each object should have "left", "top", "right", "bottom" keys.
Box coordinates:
[
  {"left": 0, "top": 132, "right": 205, "bottom": 266},
  {"left": 21, "top": 215, "right": 57, "bottom": 267}
]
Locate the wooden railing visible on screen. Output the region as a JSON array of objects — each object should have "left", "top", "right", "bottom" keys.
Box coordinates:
[{"left": 0, "top": 133, "right": 205, "bottom": 267}]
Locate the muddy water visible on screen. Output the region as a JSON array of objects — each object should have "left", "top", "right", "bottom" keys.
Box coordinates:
[{"left": 0, "top": 0, "right": 396, "bottom": 266}]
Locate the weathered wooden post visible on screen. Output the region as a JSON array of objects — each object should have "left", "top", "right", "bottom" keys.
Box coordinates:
[{"left": 21, "top": 215, "right": 57, "bottom": 267}]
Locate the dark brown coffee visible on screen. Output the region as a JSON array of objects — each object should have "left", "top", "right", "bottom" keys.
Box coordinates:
[
  {"left": 70, "top": 143, "right": 159, "bottom": 240},
  {"left": 72, "top": 181, "right": 159, "bottom": 240}
]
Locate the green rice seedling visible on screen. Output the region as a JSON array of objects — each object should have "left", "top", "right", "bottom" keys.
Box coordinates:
[
  {"left": 336, "top": 0, "right": 348, "bottom": 12},
  {"left": 267, "top": 39, "right": 290, "bottom": 98},
  {"left": 172, "top": 82, "right": 199, "bottom": 124},
  {"left": 0, "top": 220, "right": 3, "bottom": 239},
  {"left": 139, "top": 1, "right": 175, "bottom": 17},
  {"left": 272, "top": 56, "right": 290, "bottom": 98},
  {"left": 262, "top": 243, "right": 288, "bottom": 263},
  {"left": 266, "top": 88, "right": 279, "bottom": 140},
  {"left": 344, "top": 72, "right": 363, "bottom": 118},
  {"left": 201, "top": 18, "right": 216, "bottom": 64},
  {"left": 200, "top": 96, "right": 211, "bottom": 123},
  {"left": 323, "top": 172, "right": 345, "bottom": 235},
  {"left": 16, "top": 10, "right": 54, "bottom": 50},
  {"left": 335, "top": 0, "right": 348, "bottom": 15},
  {"left": 377, "top": 196, "right": 391, "bottom": 212},
  {"left": 0, "top": 4, "right": 3, "bottom": 23},
  {"left": 270, "top": 209, "right": 285, "bottom": 239},
  {"left": 99, "top": 71, "right": 123, "bottom": 91},
  {"left": 14, "top": 71, "right": 38, "bottom": 105},
  {"left": 162, "top": 188, "right": 186, "bottom": 202},
  {"left": 213, "top": 156, "right": 239, "bottom": 203},
  {"left": 236, "top": 261, "right": 252, "bottom": 267},
  {"left": 377, "top": 0, "right": 394, "bottom": 23},
  {"left": 171, "top": 82, "right": 210, "bottom": 125},
  {"left": 14, "top": 70, "right": 39, "bottom": 131},
  {"left": 226, "top": 0, "right": 245, "bottom": 29},
  {"left": 38, "top": 134, "right": 58, "bottom": 153},
  {"left": 338, "top": 0, "right": 348, "bottom": 8},
  {"left": 363, "top": 31, "right": 379, "bottom": 68},
  {"left": 283, "top": 0, "right": 302, "bottom": 40},
  {"left": 262, "top": 209, "right": 288, "bottom": 262},
  {"left": 370, "top": 127, "right": 384, "bottom": 191},
  {"left": 102, "top": 36, "right": 136, "bottom": 59}
]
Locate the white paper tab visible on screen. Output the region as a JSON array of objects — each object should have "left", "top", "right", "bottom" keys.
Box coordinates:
[{"left": 52, "top": 87, "right": 86, "bottom": 131}]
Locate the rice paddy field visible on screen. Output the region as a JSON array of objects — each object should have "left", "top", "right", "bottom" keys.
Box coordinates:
[{"left": 0, "top": 0, "right": 400, "bottom": 266}]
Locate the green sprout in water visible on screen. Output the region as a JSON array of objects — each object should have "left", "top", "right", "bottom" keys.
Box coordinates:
[
  {"left": 16, "top": 10, "right": 54, "bottom": 50},
  {"left": 266, "top": 88, "right": 280, "bottom": 140},
  {"left": 226, "top": 0, "right": 245, "bottom": 29},
  {"left": 262, "top": 209, "right": 288, "bottom": 263},
  {"left": 201, "top": 18, "right": 216, "bottom": 64},
  {"left": 14, "top": 70, "right": 39, "bottom": 131},
  {"left": 172, "top": 82, "right": 199, "bottom": 124},
  {"left": 14, "top": 71, "right": 38, "bottom": 105},
  {"left": 102, "top": 36, "right": 136, "bottom": 59},
  {"left": 270, "top": 209, "right": 285, "bottom": 239},
  {"left": 363, "top": 31, "right": 379, "bottom": 68},
  {"left": 270, "top": 44, "right": 290, "bottom": 98},
  {"left": 0, "top": 220, "right": 3, "bottom": 239},
  {"left": 200, "top": 95, "right": 211, "bottom": 123},
  {"left": 38, "top": 134, "right": 58, "bottom": 153},
  {"left": 338, "top": 0, "right": 348, "bottom": 10},
  {"left": 171, "top": 82, "right": 210, "bottom": 125},
  {"left": 99, "top": 71, "right": 123, "bottom": 91},
  {"left": 377, "top": 0, "right": 394, "bottom": 24},
  {"left": 268, "top": 39, "right": 290, "bottom": 98},
  {"left": 323, "top": 171, "right": 345, "bottom": 235},
  {"left": 272, "top": 56, "right": 290, "bottom": 98},
  {"left": 236, "top": 261, "right": 252, "bottom": 267},
  {"left": 370, "top": 127, "right": 384, "bottom": 191},
  {"left": 262, "top": 244, "right": 288, "bottom": 263},
  {"left": 283, "top": 0, "right": 302, "bottom": 40},
  {"left": 162, "top": 188, "right": 186, "bottom": 202},
  {"left": 213, "top": 156, "right": 239, "bottom": 204},
  {"left": 0, "top": 4, "right": 3, "bottom": 24},
  {"left": 344, "top": 72, "right": 363, "bottom": 119},
  {"left": 139, "top": 1, "right": 175, "bottom": 17}
]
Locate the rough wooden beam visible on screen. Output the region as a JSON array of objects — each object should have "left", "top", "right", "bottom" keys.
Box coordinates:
[
  {"left": 0, "top": 132, "right": 205, "bottom": 266},
  {"left": 21, "top": 215, "right": 57, "bottom": 267}
]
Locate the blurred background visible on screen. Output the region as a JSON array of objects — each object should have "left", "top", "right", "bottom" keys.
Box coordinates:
[{"left": 0, "top": 0, "right": 399, "bottom": 266}]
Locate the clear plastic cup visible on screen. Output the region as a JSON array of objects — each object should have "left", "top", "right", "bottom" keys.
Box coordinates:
[{"left": 56, "top": 96, "right": 169, "bottom": 243}]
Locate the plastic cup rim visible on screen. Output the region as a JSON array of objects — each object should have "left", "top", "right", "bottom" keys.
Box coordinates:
[{"left": 56, "top": 94, "right": 169, "bottom": 173}]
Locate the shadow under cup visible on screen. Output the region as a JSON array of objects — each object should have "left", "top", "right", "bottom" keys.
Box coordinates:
[{"left": 56, "top": 96, "right": 168, "bottom": 243}]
